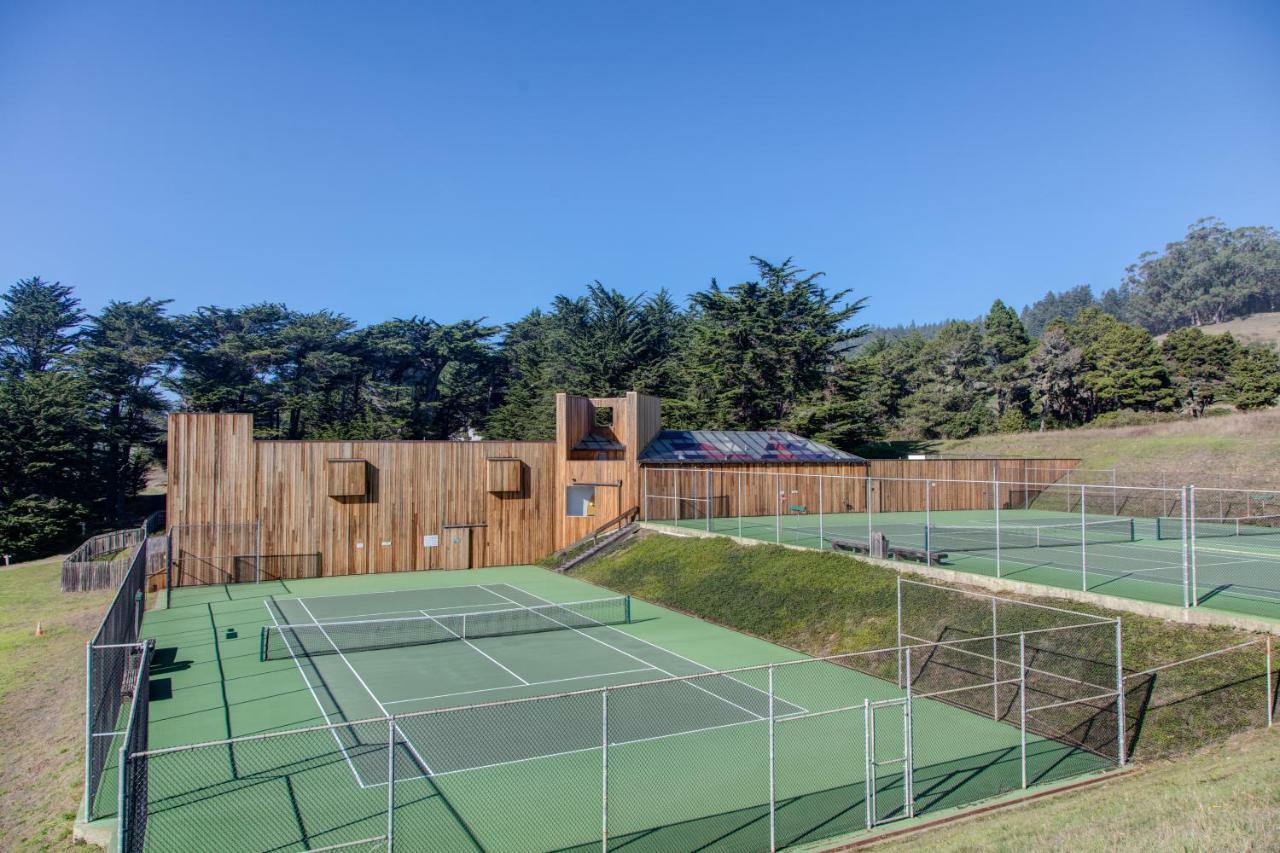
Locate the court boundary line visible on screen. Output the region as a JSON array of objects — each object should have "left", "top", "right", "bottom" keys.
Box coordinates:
[
  {"left": 381, "top": 666, "right": 658, "bottom": 706},
  {"left": 262, "top": 599, "right": 368, "bottom": 787},
  {"left": 417, "top": 608, "right": 531, "bottom": 686},
  {"left": 483, "top": 584, "right": 810, "bottom": 717},
  {"left": 294, "top": 598, "right": 441, "bottom": 781}
]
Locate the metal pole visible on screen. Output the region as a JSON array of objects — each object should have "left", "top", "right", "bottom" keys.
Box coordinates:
[
  {"left": 256, "top": 521, "right": 263, "bottom": 583},
  {"left": 994, "top": 478, "right": 1001, "bottom": 578},
  {"left": 768, "top": 666, "right": 776, "bottom": 852},
  {"left": 1080, "top": 485, "right": 1088, "bottom": 592},
  {"left": 1115, "top": 620, "right": 1126, "bottom": 766},
  {"left": 775, "top": 474, "right": 781, "bottom": 544},
  {"left": 165, "top": 529, "right": 173, "bottom": 609},
  {"left": 387, "top": 717, "right": 396, "bottom": 852},
  {"left": 866, "top": 475, "right": 873, "bottom": 546},
  {"left": 602, "top": 689, "right": 609, "bottom": 851},
  {"left": 1112, "top": 469, "right": 1118, "bottom": 517},
  {"left": 1267, "top": 636, "right": 1273, "bottom": 729},
  {"left": 675, "top": 469, "right": 682, "bottom": 526},
  {"left": 737, "top": 473, "right": 743, "bottom": 539},
  {"left": 1019, "top": 632, "right": 1027, "bottom": 789},
  {"left": 1181, "top": 486, "right": 1190, "bottom": 608},
  {"left": 924, "top": 481, "right": 931, "bottom": 536},
  {"left": 1190, "top": 486, "right": 1198, "bottom": 606},
  {"left": 643, "top": 467, "right": 649, "bottom": 523},
  {"left": 991, "top": 597, "right": 998, "bottom": 719},
  {"left": 706, "top": 469, "right": 713, "bottom": 532},
  {"left": 863, "top": 698, "right": 872, "bottom": 829},
  {"left": 896, "top": 578, "right": 904, "bottom": 688},
  {"left": 818, "top": 476, "right": 825, "bottom": 551},
  {"left": 83, "top": 642, "right": 92, "bottom": 820},
  {"left": 904, "top": 647, "right": 914, "bottom": 818}
]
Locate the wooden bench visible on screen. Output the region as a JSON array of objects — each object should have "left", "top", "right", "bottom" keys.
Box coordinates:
[{"left": 827, "top": 536, "right": 946, "bottom": 567}]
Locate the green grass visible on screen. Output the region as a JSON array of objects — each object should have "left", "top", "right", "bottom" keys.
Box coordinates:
[
  {"left": 939, "top": 406, "right": 1280, "bottom": 489},
  {"left": 575, "top": 533, "right": 1277, "bottom": 761},
  {"left": 0, "top": 556, "right": 115, "bottom": 851},
  {"left": 871, "top": 725, "right": 1280, "bottom": 852}
]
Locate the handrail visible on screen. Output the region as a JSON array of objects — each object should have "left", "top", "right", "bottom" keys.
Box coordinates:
[{"left": 550, "top": 506, "right": 639, "bottom": 562}]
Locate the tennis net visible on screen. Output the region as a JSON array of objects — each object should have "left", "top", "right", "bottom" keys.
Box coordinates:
[
  {"left": 1156, "top": 514, "right": 1280, "bottom": 540},
  {"left": 926, "top": 518, "right": 1135, "bottom": 553},
  {"left": 261, "top": 595, "right": 631, "bottom": 661}
]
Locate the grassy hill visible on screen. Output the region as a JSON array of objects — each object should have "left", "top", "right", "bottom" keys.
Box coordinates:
[
  {"left": 872, "top": 726, "right": 1280, "bottom": 852},
  {"left": 938, "top": 407, "right": 1280, "bottom": 489},
  {"left": 1155, "top": 311, "right": 1280, "bottom": 351}
]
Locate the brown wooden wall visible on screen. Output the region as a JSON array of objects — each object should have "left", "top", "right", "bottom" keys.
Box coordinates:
[
  {"left": 168, "top": 414, "right": 558, "bottom": 576},
  {"left": 641, "top": 457, "right": 1082, "bottom": 521}
]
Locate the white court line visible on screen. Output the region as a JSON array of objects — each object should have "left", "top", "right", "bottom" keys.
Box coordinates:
[
  {"left": 488, "top": 584, "right": 808, "bottom": 714},
  {"left": 263, "top": 600, "right": 367, "bottom": 787},
  {"left": 382, "top": 667, "right": 657, "bottom": 706},
  {"left": 418, "top": 608, "right": 530, "bottom": 686},
  {"left": 288, "top": 583, "right": 511, "bottom": 605},
  {"left": 480, "top": 585, "right": 787, "bottom": 719},
  {"left": 295, "top": 598, "right": 439, "bottom": 778},
  {"left": 368, "top": 709, "right": 781, "bottom": 787},
  {"left": 302, "top": 601, "right": 514, "bottom": 623}
]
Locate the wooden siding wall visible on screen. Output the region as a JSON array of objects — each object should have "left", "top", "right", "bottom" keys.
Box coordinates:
[
  {"left": 255, "top": 440, "right": 557, "bottom": 574},
  {"left": 642, "top": 463, "right": 870, "bottom": 521},
  {"left": 168, "top": 413, "right": 558, "bottom": 576},
  {"left": 641, "top": 458, "right": 1082, "bottom": 520}
]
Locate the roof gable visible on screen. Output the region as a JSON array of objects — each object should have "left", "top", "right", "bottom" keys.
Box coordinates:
[{"left": 639, "top": 430, "right": 863, "bottom": 464}]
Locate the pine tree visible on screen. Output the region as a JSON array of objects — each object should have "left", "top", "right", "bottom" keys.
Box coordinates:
[
  {"left": 1160, "top": 327, "right": 1240, "bottom": 416},
  {"left": 0, "top": 276, "right": 83, "bottom": 374},
  {"left": 1230, "top": 345, "right": 1280, "bottom": 410}
]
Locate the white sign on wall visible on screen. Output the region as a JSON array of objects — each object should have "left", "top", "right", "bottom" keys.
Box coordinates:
[{"left": 423, "top": 535, "right": 439, "bottom": 547}]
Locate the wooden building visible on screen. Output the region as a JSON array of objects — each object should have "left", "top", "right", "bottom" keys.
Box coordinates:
[{"left": 165, "top": 392, "right": 1079, "bottom": 584}]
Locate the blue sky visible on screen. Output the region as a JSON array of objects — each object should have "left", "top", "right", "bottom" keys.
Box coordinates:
[{"left": 2, "top": 1, "right": 1278, "bottom": 329}]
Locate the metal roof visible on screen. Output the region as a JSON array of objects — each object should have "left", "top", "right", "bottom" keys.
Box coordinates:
[
  {"left": 639, "top": 430, "right": 864, "bottom": 464},
  {"left": 573, "top": 432, "right": 625, "bottom": 451}
]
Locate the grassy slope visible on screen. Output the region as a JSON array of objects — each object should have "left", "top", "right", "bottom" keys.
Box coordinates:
[
  {"left": 939, "top": 407, "right": 1280, "bottom": 488},
  {"left": 0, "top": 557, "right": 113, "bottom": 852},
  {"left": 873, "top": 726, "right": 1280, "bottom": 852},
  {"left": 577, "top": 534, "right": 1280, "bottom": 847},
  {"left": 576, "top": 533, "right": 1274, "bottom": 759},
  {"left": 1154, "top": 311, "right": 1280, "bottom": 351}
]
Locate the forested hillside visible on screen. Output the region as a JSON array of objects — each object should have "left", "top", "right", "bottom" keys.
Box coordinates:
[{"left": 3, "top": 219, "right": 1280, "bottom": 561}]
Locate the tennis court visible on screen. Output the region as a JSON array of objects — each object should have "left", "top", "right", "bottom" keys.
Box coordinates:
[
  {"left": 120, "top": 566, "right": 1120, "bottom": 852},
  {"left": 662, "top": 507, "right": 1280, "bottom": 621}
]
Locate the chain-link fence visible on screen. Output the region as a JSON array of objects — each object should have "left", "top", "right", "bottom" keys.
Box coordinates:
[
  {"left": 85, "top": 538, "right": 150, "bottom": 820},
  {"left": 643, "top": 467, "right": 1280, "bottom": 616},
  {"left": 119, "top": 580, "right": 1126, "bottom": 852}
]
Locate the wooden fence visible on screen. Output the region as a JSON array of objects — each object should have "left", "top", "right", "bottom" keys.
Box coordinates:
[{"left": 61, "top": 512, "right": 166, "bottom": 592}]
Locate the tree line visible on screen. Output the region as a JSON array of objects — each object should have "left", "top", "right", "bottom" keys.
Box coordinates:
[{"left": 3, "top": 220, "right": 1279, "bottom": 560}]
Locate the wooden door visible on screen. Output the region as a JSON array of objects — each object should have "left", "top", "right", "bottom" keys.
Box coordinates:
[{"left": 442, "top": 527, "right": 471, "bottom": 570}]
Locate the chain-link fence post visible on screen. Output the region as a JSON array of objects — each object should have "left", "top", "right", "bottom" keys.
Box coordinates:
[
  {"left": 775, "top": 473, "right": 781, "bottom": 543},
  {"left": 862, "top": 698, "right": 872, "bottom": 829},
  {"left": 1189, "top": 485, "right": 1198, "bottom": 606},
  {"left": 895, "top": 579, "right": 904, "bottom": 689},
  {"left": 601, "top": 688, "right": 609, "bottom": 852},
  {"left": 1268, "top": 636, "right": 1273, "bottom": 729},
  {"left": 991, "top": 597, "right": 999, "bottom": 719},
  {"left": 818, "top": 476, "right": 825, "bottom": 551},
  {"left": 1080, "top": 485, "right": 1088, "bottom": 592},
  {"left": 994, "top": 477, "right": 1002, "bottom": 578},
  {"left": 1115, "top": 620, "right": 1126, "bottom": 766},
  {"left": 1019, "top": 632, "right": 1027, "bottom": 789},
  {"left": 904, "top": 646, "right": 914, "bottom": 819},
  {"left": 83, "top": 641, "right": 92, "bottom": 820},
  {"left": 387, "top": 717, "right": 396, "bottom": 852},
  {"left": 767, "top": 665, "right": 776, "bottom": 852},
  {"left": 1181, "top": 485, "right": 1190, "bottom": 608}
]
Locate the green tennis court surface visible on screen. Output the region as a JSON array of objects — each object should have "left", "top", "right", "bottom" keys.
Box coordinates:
[
  {"left": 128, "top": 566, "right": 1112, "bottom": 851},
  {"left": 661, "top": 508, "right": 1280, "bottom": 622}
]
